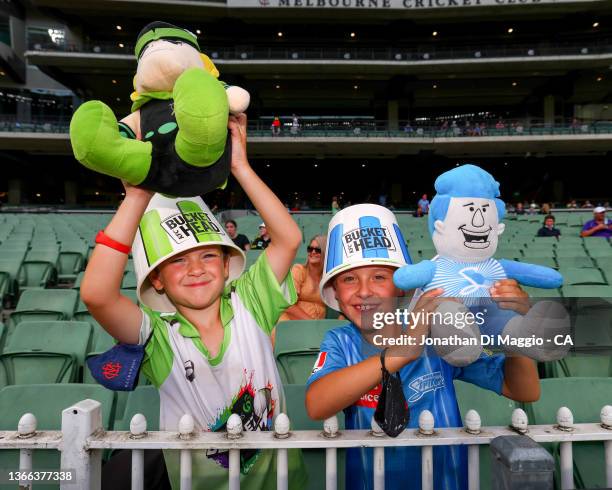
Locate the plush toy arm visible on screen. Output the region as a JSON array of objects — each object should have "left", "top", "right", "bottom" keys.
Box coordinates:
[
  {"left": 393, "top": 260, "right": 437, "bottom": 291},
  {"left": 498, "top": 259, "right": 563, "bottom": 289}
]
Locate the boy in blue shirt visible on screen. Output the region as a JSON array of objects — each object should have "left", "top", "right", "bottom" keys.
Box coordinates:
[{"left": 305, "top": 204, "right": 540, "bottom": 490}]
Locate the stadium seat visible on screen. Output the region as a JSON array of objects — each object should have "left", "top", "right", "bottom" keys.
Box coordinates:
[
  {"left": 113, "top": 385, "right": 160, "bottom": 431},
  {"left": 557, "top": 267, "right": 607, "bottom": 285},
  {"left": 0, "top": 259, "right": 20, "bottom": 307},
  {"left": 0, "top": 383, "right": 116, "bottom": 488},
  {"left": 454, "top": 380, "right": 523, "bottom": 489},
  {"left": 18, "top": 248, "right": 60, "bottom": 289},
  {"left": 543, "top": 354, "right": 612, "bottom": 378},
  {"left": 520, "top": 257, "right": 557, "bottom": 269},
  {"left": 8, "top": 289, "right": 79, "bottom": 334},
  {"left": 275, "top": 320, "right": 348, "bottom": 384},
  {"left": 561, "top": 285, "right": 612, "bottom": 298},
  {"left": 246, "top": 249, "right": 263, "bottom": 268},
  {"left": 525, "top": 378, "right": 612, "bottom": 489},
  {"left": 283, "top": 384, "right": 346, "bottom": 490},
  {"left": 121, "top": 271, "right": 137, "bottom": 289},
  {"left": 57, "top": 240, "right": 89, "bottom": 281},
  {"left": 0, "top": 321, "right": 91, "bottom": 386},
  {"left": 556, "top": 256, "right": 594, "bottom": 269}
]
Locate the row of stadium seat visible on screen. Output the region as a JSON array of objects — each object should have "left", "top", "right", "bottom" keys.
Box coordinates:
[{"left": 0, "top": 378, "right": 608, "bottom": 489}]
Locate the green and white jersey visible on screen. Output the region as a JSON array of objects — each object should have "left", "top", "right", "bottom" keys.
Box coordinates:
[{"left": 138, "top": 253, "right": 306, "bottom": 490}]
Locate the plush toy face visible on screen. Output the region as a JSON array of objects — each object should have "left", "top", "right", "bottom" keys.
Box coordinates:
[
  {"left": 432, "top": 197, "right": 505, "bottom": 262},
  {"left": 135, "top": 39, "right": 204, "bottom": 93}
]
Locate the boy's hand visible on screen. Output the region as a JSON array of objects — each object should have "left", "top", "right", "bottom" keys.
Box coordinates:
[
  {"left": 228, "top": 113, "right": 249, "bottom": 173},
  {"left": 490, "top": 279, "right": 530, "bottom": 315},
  {"left": 122, "top": 180, "right": 154, "bottom": 201}
]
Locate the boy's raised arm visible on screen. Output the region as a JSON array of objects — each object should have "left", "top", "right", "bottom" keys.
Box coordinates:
[
  {"left": 228, "top": 114, "right": 302, "bottom": 283},
  {"left": 80, "top": 185, "right": 153, "bottom": 344}
]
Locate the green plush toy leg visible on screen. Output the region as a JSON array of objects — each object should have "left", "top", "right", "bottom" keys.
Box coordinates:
[
  {"left": 173, "top": 68, "right": 229, "bottom": 168},
  {"left": 70, "top": 100, "right": 152, "bottom": 185}
]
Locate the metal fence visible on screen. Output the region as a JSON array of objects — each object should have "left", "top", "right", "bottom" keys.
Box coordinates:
[
  {"left": 26, "top": 38, "right": 612, "bottom": 61},
  {"left": 4, "top": 399, "right": 612, "bottom": 490},
  {"left": 2, "top": 117, "right": 612, "bottom": 138}
]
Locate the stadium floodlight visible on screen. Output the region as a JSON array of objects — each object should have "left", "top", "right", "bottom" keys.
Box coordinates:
[
  {"left": 118, "top": 43, "right": 124, "bottom": 48},
  {"left": 597, "top": 76, "right": 603, "bottom": 82},
  {"left": 507, "top": 27, "right": 514, "bottom": 34},
  {"left": 432, "top": 31, "right": 438, "bottom": 37},
  {"left": 196, "top": 29, "right": 202, "bottom": 35},
  {"left": 277, "top": 31, "right": 283, "bottom": 37},
  {"left": 116, "top": 25, "right": 122, "bottom": 31},
  {"left": 593, "top": 22, "right": 599, "bottom": 28},
  {"left": 112, "top": 79, "right": 117, "bottom": 84},
  {"left": 350, "top": 32, "right": 356, "bottom": 38}
]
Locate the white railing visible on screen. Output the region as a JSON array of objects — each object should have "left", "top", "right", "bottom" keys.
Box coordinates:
[{"left": 2, "top": 399, "right": 611, "bottom": 490}]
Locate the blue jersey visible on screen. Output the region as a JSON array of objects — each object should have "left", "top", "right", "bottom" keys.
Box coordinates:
[{"left": 307, "top": 324, "right": 506, "bottom": 490}]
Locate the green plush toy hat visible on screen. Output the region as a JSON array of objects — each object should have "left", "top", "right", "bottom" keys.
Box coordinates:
[{"left": 135, "top": 21, "right": 201, "bottom": 59}]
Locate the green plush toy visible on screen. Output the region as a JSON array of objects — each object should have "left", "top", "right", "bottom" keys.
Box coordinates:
[{"left": 69, "top": 22, "right": 250, "bottom": 196}]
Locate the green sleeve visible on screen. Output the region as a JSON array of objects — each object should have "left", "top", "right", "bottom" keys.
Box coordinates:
[
  {"left": 233, "top": 252, "right": 297, "bottom": 335},
  {"left": 139, "top": 306, "right": 174, "bottom": 388},
  {"left": 118, "top": 121, "right": 136, "bottom": 139}
]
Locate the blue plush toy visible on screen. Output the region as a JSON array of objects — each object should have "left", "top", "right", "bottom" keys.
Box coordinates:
[{"left": 393, "top": 164, "right": 564, "bottom": 363}]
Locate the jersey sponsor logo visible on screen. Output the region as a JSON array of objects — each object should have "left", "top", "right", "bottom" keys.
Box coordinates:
[
  {"left": 355, "top": 383, "right": 382, "bottom": 408},
  {"left": 407, "top": 371, "right": 445, "bottom": 403},
  {"left": 101, "top": 362, "right": 122, "bottom": 380},
  {"left": 312, "top": 352, "right": 327, "bottom": 373}
]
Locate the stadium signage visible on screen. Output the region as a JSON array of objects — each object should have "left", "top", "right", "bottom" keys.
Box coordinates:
[{"left": 230, "top": 0, "right": 573, "bottom": 8}]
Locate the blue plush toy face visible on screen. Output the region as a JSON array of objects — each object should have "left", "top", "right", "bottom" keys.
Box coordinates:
[{"left": 432, "top": 197, "right": 505, "bottom": 262}]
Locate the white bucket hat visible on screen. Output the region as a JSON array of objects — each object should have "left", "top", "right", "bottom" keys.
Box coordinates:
[
  {"left": 133, "top": 194, "right": 245, "bottom": 312},
  {"left": 319, "top": 204, "right": 412, "bottom": 310}
]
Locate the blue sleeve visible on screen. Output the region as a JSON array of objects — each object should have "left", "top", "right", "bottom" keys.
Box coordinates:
[
  {"left": 393, "top": 260, "right": 437, "bottom": 291},
  {"left": 306, "top": 330, "right": 349, "bottom": 387},
  {"left": 453, "top": 353, "right": 505, "bottom": 395},
  {"left": 498, "top": 259, "right": 563, "bottom": 289}
]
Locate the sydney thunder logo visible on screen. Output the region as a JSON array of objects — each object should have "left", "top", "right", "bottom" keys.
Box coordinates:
[{"left": 161, "top": 211, "right": 223, "bottom": 244}]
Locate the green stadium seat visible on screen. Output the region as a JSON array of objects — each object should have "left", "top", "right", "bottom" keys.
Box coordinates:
[
  {"left": 18, "top": 249, "right": 60, "bottom": 289},
  {"left": 586, "top": 247, "right": 612, "bottom": 259},
  {"left": 522, "top": 286, "right": 561, "bottom": 298},
  {"left": 0, "top": 259, "right": 20, "bottom": 307},
  {"left": 283, "top": 384, "right": 346, "bottom": 490},
  {"left": 583, "top": 239, "right": 611, "bottom": 252},
  {"left": 0, "top": 321, "right": 91, "bottom": 387},
  {"left": 521, "top": 257, "right": 557, "bottom": 269},
  {"left": 0, "top": 383, "right": 116, "bottom": 488},
  {"left": 454, "top": 380, "right": 523, "bottom": 489},
  {"left": 561, "top": 285, "right": 612, "bottom": 298},
  {"left": 113, "top": 385, "right": 160, "bottom": 431},
  {"left": 121, "top": 271, "right": 137, "bottom": 289},
  {"left": 554, "top": 247, "right": 588, "bottom": 259},
  {"left": 525, "top": 378, "right": 612, "bottom": 489},
  {"left": 543, "top": 354, "right": 612, "bottom": 378},
  {"left": 556, "top": 256, "right": 594, "bottom": 269},
  {"left": 246, "top": 249, "right": 263, "bottom": 268},
  {"left": 72, "top": 271, "right": 85, "bottom": 289},
  {"left": 57, "top": 240, "right": 88, "bottom": 281},
  {"left": 9, "top": 289, "right": 79, "bottom": 336},
  {"left": 558, "top": 267, "right": 607, "bottom": 285},
  {"left": 275, "top": 320, "right": 347, "bottom": 384}
]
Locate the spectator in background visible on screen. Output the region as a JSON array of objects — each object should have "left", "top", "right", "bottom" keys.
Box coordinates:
[
  {"left": 331, "top": 196, "right": 341, "bottom": 215},
  {"left": 566, "top": 199, "right": 578, "bottom": 209},
  {"left": 224, "top": 219, "right": 251, "bottom": 251},
  {"left": 582, "top": 200, "right": 593, "bottom": 208},
  {"left": 495, "top": 118, "right": 505, "bottom": 130},
  {"left": 278, "top": 235, "right": 327, "bottom": 323},
  {"left": 291, "top": 114, "right": 300, "bottom": 135},
  {"left": 581, "top": 206, "right": 612, "bottom": 238},
  {"left": 515, "top": 202, "right": 525, "bottom": 215},
  {"left": 251, "top": 223, "right": 272, "bottom": 249},
  {"left": 537, "top": 215, "right": 561, "bottom": 238},
  {"left": 417, "top": 194, "right": 430, "bottom": 214},
  {"left": 271, "top": 116, "right": 281, "bottom": 136},
  {"left": 413, "top": 205, "right": 424, "bottom": 217},
  {"left": 541, "top": 203, "right": 551, "bottom": 215}
]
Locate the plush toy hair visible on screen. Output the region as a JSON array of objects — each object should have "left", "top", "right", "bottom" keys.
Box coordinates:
[{"left": 428, "top": 164, "right": 506, "bottom": 235}]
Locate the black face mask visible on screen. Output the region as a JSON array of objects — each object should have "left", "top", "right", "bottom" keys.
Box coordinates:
[{"left": 373, "top": 348, "right": 410, "bottom": 438}]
